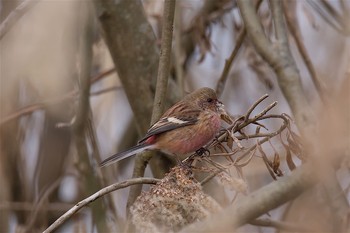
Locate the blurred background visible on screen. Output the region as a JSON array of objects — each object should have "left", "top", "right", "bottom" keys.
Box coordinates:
[{"left": 0, "top": 0, "right": 349, "bottom": 232}]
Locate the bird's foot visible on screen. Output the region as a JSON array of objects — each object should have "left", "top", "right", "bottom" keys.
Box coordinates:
[{"left": 195, "top": 147, "right": 210, "bottom": 157}]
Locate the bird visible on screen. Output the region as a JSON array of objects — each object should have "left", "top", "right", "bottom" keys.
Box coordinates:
[{"left": 100, "top": 87, "right": 229, "bottom": 167}]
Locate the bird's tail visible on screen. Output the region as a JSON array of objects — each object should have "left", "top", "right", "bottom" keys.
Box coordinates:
[{"left": 100, "top": 144, "right": 153, "bottom": 167}]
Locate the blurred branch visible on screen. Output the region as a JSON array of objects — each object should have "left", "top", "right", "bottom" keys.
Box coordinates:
[
  {"left": 90, "top": 85, "right": 120, "bottom": 96},
  {"left": 0, "top": 67, "right": 116, "bottom": 126},
  {"left": 0, "top": 202, "right": 72, "bottom": 212},
  {"left": 24, "top": 177, "right": 63, "bottom": 231},
  {"left": 180, "top": 164, "right": 317, "bottom": 232},
  {"left": 90, "top": 67, "right": 115, "bottom": 83},
  {"left": 250, "top": 218, "right": 313, "bottom": 231},
  {"left": 0, "top": 0, "right": 39, "bottom": 40},
  {"left": 86, "top": 116, "right": 119, "bottom": 219},
  {"left": 216, "top": 27, "right": 245, "bottom": 98},
  {"left": 126, "top": 0, "right": 176, "bottom": 215},
  {"left": 283, "top": 0, "right": 327, "bottom": 103},
  {"left": 93, "top": 0, "right": 156, "bottom": 134},
  {"left": 237, "top": 1, "right": 350, "bottom": 231},
  {"left": 42, "top": 178, "right": 160, "bottom": 233},
  {"left": 72, "top": 3, "right": 108, "bottom": 232},
  {"left": 306, "top": 0, "right": 349, "bottom": 36},
  {"left": 216, "top": 0, "right": 263, "bottom": 97},
  {"left": 237, "top": 0, "right": 312, "bottom": 135},
  {"left": 182, "top": 0, "right": 236, "bottom": 68}
]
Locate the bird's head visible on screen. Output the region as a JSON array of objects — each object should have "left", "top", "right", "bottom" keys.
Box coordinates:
[{"left": 185, "top": 87, "right": 229, "bottom": 117}]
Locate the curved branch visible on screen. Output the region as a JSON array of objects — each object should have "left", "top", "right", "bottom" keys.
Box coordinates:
[
  {"left": 43, "top": 178, "right": 160, "bottom": 233},
  {"left": 0, "top": 0, "right": 39, "bottom": 40},
  {"left": 180, "top": 164, "right": 317, "bottom": 232}
]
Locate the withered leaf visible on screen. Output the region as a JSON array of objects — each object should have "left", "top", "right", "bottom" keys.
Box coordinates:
[
  {"left": 286, "top": 147, "right": 296, "bottom": 171},
  {"left": 272, "top": 153, "right": 280, "bottom": 173},
  {"left": 227, "top": 135, "right": 233, "bottom": 149}
]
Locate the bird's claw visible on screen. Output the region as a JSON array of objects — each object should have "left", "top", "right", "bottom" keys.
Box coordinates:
[{"left": 196, "top": 147, "right": 210, "bottom": 157}]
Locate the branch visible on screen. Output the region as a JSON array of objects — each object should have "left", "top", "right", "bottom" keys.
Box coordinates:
[
  {"left": 72, "top": 3, "right": 109, "bottom": 232},
  {"left": 180, "top": 164, "right": 317, "bottom": 232},
  {"left": 215, "top": 0, "right": 263, "bottom": 97},
  {"left": 0, "top": 0, "right": 39, "bottom": 40},
  {"left": 216, "top": 27, "right": 245, "bottom": 97},
  {"left": 237, "top": 0, "right": 312, "bottom": 134},
  {"left": 250, "top": 218, "right": 313, "bottom": 232},
  {"left": 0, "top": 68, "right": 115, "bottom": 126},
  {"left": 174, "top": 1, "right": 185, "bottom": 97},
  {"left": 151, "top": 0, "right": 176, "bottom": 124},
  {"left": 42, "top": 178, "right": 160, "bottom": 233},
  {"left": 94, "top": 0, "right": 156, "bottom": 134},
  {"left": 127, "top": 0, "right": 177, "bottom": 214},
  {"left": 0, "top": 202, "right": 72, "bottom": 212},
  {"left": 237, "top": 1, "right": 350, "bottom": 230},
  {"left": 283, "top": 0, "right": 327, "bottom": 103}
]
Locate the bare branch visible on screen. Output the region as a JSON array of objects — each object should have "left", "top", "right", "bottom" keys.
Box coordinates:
[
  {"left": 283, "top": 0, "right": 327, "bottom": 103},
  {"left": 151, "top": 0, "right": 176, "bottom": 124},
  {"left": 126, "top": 0, "right": 177, "bottom": 215},
  {"left": 215, "top": 0, "right": 263, "bottom": 97},
  {"left": 237, "top": 0, "right": 312, "bottom": 134},
  {"left": 216, "top": 27, "right": 246, "bottom": 97},
  {"left": 250, "top": 218, "right": 313, "bottom": 231},
  {"left": 72, "top": 3, "right": 109, "bottom": 231},
  {"left": 174, "top": 1, "right": 185, "bottom": 97},
  {"left": 0, "top": 68, "right": 116, "bottom": 126},
  {"left": 180, "top": 164, "right": 317, "bottom": 232},
  {"left": 0, "top": 0, "right": 39, "bottom": 40},
  {"left": 42, "top": 178, "right": 160, "bottom": 233}
]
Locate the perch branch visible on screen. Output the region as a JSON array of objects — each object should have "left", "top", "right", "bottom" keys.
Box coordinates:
[
  {"left": 151, "top": 0, "right": 176, "bottom": 124},
  {"left": 127, "top": 0, "right": 177, "bottom": 213}
]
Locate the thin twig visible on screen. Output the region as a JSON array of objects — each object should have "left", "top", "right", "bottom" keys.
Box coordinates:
[
  {"left": 245, "top": 94, "right": 269, "bottom": 120},
  {"left": 283, "top": 1, "right": 327, "bottom": 103},
  {"left": 90, "top": 67, "right": 116, "bottom": 83},
  {"left": 216, "top": 0, "right": 263, "bottom": 97},
  {"left": 90, "top": 85, "right": 121, "bottom": 96},
  {"left": 200, "top": 110, "right": 289, "bottom": 185},
  {"left": 42, "top": 178, "right": 160, "bottom": 233},
  {"left": 216, "top": 28, "right": 246, "bottom": 97}
]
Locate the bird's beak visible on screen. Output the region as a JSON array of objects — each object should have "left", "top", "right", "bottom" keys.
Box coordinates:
[{"left": 216, "top": 101, "right": 233, "bottom": 124}]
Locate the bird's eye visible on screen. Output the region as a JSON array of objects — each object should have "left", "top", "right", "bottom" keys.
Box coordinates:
[{"left": 207, "top": 98, "right": 213, "bottom": 103}]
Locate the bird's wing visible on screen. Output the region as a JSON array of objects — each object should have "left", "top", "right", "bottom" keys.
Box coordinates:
[{"left": 138, "top": 109, "right": 200, "bottom": 143}]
